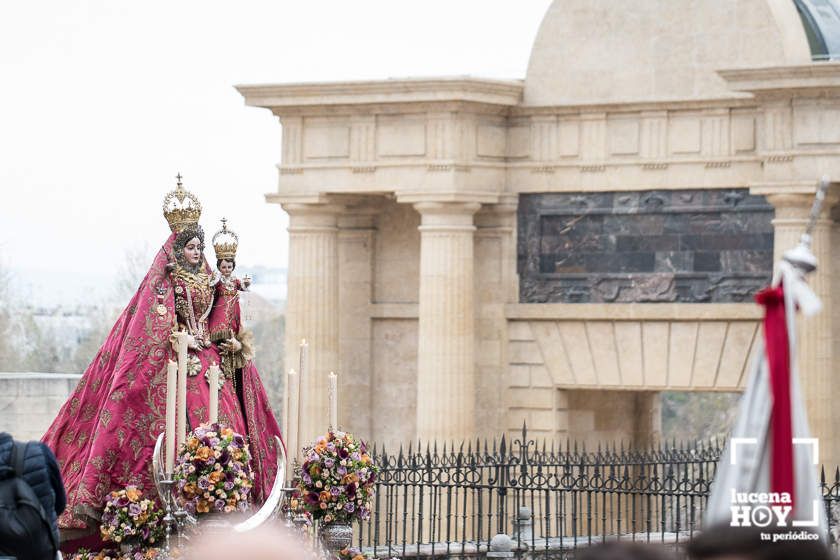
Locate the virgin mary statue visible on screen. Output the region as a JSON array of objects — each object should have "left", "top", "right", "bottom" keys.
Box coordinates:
[{"left": 42, "top": 179, "right": 283, "bottom": 545}]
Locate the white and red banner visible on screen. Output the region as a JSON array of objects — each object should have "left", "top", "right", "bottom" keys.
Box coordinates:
[{"left": 705, "top": 261, "right": 828, "bottom": 538}]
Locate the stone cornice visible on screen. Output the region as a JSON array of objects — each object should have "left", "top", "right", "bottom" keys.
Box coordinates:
[
  {"left": 265, "top": 192, "right": 343, "bottom": 206},
  {"left": 396, "top": 191, "right": 501, "bottom": 205},
  {"left": 236, "top": 77, "right": 524, "bottom": 111},
  {"left": 507, "top": 303, "right": 762, "bottom": 321},
  {"left": 718, "top": 62, "right": 840, "bottom": 96},
  {"left": 748, "top": 181, "right": 825, "bottom": 196},
  {"left": 511, "top": 95, "right": 755, "bottom": 116}
]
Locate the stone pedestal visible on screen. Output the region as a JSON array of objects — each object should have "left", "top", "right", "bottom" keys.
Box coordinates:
[
  {"left": 282, "top": 202, "right": 341, "bottom": 447},
  {"left": 414, "top": 202, "right": 480, "bottom": 442},
  {"left": 767, "top": 192, "right": 839, "bottom": 468}
]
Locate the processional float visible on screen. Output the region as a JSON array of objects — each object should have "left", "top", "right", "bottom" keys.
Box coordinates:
[{"left": 150, "top": 333, "right": 338, "bottom": 557}]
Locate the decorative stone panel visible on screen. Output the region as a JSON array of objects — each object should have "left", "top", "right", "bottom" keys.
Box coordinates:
[
  {"left": 518, "top": 189, "right": 774, "bottom": 303},
  {"left": 506, "top": 304, "right": 761, "bottom": 392}
]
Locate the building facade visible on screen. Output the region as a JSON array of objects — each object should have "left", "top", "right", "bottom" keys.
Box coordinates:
[{"left": 239, "top": 0, "right": 840, "bottom": 466}]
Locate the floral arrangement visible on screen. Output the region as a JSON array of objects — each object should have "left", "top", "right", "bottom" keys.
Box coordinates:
[
  {"left": 337, "top": 549, "right": 399, "bottom": 560},
  {"left": 296, "top": 430, "right": 378, "bottom": 524},
  {"left": 99, "top": 486, "right": 164, "bottom": 546},
  {"left": 338, "top": 547, "right": 366, "bottom": 560},
  {"left": 173, "top": 422, "right": 253, "bottom": 515},
  {"left": 66, "top": 548, "right": 169, "bottom": 560}
]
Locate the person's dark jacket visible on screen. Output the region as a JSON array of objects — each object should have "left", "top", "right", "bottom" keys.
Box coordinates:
[{"left": 0, "top": 432, "right": 66, "bottom": 543}]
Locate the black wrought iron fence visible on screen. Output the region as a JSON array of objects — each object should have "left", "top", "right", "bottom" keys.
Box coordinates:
[{"left": 355, "top": 425, "right": 840, "bottom": 559}]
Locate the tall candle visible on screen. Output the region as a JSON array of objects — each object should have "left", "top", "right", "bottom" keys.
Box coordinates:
[
  {"left": 165, "top": 359, "right": 177, "bottom": 476},
  {"left": 208, "top": 362, "right": 220, "bottom": 425},
  {"left": 297, "top": 339, "right": 308, "bottom": 445},
  {"left": 174, "top": 332, "right": 188, "bottom": 450},
  {"left": 328, "top": 372, "right": 338, "bottom": 431},
  {"left": 286, "top": 369, "right": 300, "bottom": 466}
]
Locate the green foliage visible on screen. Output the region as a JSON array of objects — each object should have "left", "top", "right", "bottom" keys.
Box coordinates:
[{"left": 661, "top": 390, "right": 740, "bottom": 443}]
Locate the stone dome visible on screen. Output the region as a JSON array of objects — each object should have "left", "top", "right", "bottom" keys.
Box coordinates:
[{"left": 523, "top": 0, "right": 812, "bottom": 106}]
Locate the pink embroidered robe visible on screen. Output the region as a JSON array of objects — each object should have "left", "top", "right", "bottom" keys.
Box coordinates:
[{"left": 41, "top": 232, "right": 283, "bottom": 544}]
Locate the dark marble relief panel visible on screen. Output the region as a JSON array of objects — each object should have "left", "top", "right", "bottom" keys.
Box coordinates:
[{"left": 517, "top": 190, "right": 774, "bottom": 303}]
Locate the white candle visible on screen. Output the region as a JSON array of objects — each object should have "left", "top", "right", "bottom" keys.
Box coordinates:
[
  {"left": 297, "top": 339, "right": 308, "bottom": 446},
  {"left": 328, "top": 372, "right": 338, "bottom": 431},
  {"left": 165, "top": 359, "right": 177, "bottom": 476},
  {"left": 208, "top": 362, "right": 220, "bottom": 425},
  {"left": 174, "top": 332, "right": 188, "bottom": 450},
  {"left": 286, "top": 369, "right": 300, "bottom": 466}
]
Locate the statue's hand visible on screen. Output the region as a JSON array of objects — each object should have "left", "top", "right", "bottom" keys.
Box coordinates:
[
  {"left": 242, "top": 276, "right": 252, "bottom": 289},
  {"left": 186, "top": 334, "right": 200, "bottom": 350},
  {"left": 220, "top": 337, "right": 242, "bottom": 353}
]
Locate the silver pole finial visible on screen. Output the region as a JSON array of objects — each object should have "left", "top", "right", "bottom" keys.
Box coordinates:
[{"left": 783, "top": 176, "right": 830, "bottom": 274}]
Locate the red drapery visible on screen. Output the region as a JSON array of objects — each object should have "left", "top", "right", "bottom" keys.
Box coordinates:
[{"left": 756, "top": 284, "right": 795, "bottom": 504}]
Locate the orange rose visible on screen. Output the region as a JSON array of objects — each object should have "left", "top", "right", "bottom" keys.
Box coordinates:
[
  {"left": 353, "top": 555, "right": 365, "bottom": 560},
  {"left": 319, "top": 490, "right": 331, "bottom": 502},
  {"left": 361, "top": 454, "right": 371, "bottom": 464},
  {"left": 341, "top": 473, "right": 359, "bottom": 485},
  {"left": 186, "top": 437, "right": 200, "bottom": 452},
  {"left": 196, "top": 499, "right": 211, "bottom": 513},
  {"left": 183, "top": 483, "right": 197, "bottom": 496},
  {"left": 195, "top": 446, "right": 213, "bottom": 461},
  {"left": 209, "top": 471, "right": 224, "bottom": 484},
  {"left": 125, "top": 487, "right": 142, "bottom": 502}
]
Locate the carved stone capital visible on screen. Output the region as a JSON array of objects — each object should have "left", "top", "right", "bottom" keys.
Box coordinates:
[{"left": 414, "top": 201, "right": 481, "bottom": 232}]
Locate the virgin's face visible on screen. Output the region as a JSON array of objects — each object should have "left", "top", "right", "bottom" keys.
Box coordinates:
[
  {"left": 183, "top": 237, "right": 203, "bottom": 265},
  {"left": 219, "top": 260, "right": 234, "bottom": 276}
]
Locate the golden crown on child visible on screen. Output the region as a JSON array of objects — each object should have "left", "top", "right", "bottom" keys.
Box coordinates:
[{"left": 213, "top": 218, "right": 239, "bottom": 260}]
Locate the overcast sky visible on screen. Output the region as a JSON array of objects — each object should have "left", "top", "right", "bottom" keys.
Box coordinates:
[{"left": 0, "top": 1, "right": 551, "bottom": 305}]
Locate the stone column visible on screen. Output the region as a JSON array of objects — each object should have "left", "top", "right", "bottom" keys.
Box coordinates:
[
  {"left": 414, "top": 201, "right": 480, "bottom": 442},
  {"left": 282, "top": 202, "right": 341, "bottom": 446},
  {"left": 767, "top": 192, "right": 839, "bottom": 468}
]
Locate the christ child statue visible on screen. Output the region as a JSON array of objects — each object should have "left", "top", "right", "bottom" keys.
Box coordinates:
[{"left": 208, "top": 218, "right": 253, "bottom": 377}]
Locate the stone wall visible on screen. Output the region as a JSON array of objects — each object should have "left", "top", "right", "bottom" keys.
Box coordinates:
[
  {"left": 0, "top": 373, "right": 79, "bottom": 442},
  {"left": 518, "top": 189, "right": 774, "bottom": 303},
  {"left": 504, "top": 304, "right": 762, "bottom": 441}
]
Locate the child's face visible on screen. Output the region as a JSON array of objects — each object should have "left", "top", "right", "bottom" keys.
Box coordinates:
[{"left": 219, "top": 260, "right": 234, "bottom": 276}]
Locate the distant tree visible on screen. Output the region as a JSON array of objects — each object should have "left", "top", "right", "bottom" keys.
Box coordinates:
[
  {"left": 248, "top": 296, "right": 285, "bottom": 418},
  {"left": 66, "top": 243, "right": 153, "bottom": 373},
  {"left": 16, "top": 313, "right": 65, "bottom": 372},
  {"left": 0, "top": 258, "right": 20, "bottom": 371},
  {"left": 67, "top": 307, "right": 113, "bottom": 373},
  {"left": 661, "top": 391, "right": 740, "bottom": 443}
]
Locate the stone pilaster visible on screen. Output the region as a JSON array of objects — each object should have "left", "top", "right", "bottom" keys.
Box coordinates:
[
  {"left": 414, "top": 201, "right": 480, "bottom": 442},
  {"left": 337, "top": 208, "right": 377, "bottom": 439},
  {"left": 282, "top": 202, "right": 342, "bottom": 446},
  {"left": 475, "top": 197, "right": 518, "bottom": 439},
  {"left": 767, "top": 192, "right": 839, "bottom": 468}
]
